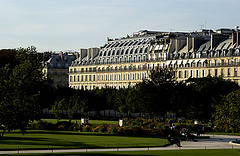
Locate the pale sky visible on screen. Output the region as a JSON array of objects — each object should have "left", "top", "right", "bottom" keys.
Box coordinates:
[{"left": 0, "top": 0, "right": 239, "bottom": 52}]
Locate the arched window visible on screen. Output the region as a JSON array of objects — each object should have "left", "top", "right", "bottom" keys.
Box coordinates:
[
  {"left": 116, "top": 50, "right": 120, "bottom": 55},
  {"left": 144, "top": 48, "right": 148, "bottom": 53},
  {"left": 130, "top": 49, "right": 133, "bottom": 54},
  {"left": 121, "top": 49, "right": 124, "bottom": 55},
  {"left": 112, "top": 50, "right": 115, "bottom": 55},
  {"left": 125, "top": 49, "right": 129, "bottom": 55},
  {"left": 103, "top": 51, "right": 107, "bottom": 56},
  {"left": 134, "top": 49, "right": 138, "bottom": 54}
]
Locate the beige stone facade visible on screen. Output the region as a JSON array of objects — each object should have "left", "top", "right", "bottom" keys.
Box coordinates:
[
  {"left": 69, "top": 29, "right": 240, "bottom": 89},
  {"left": 43, "top": 52, "right": 77, "bottom": 87}
]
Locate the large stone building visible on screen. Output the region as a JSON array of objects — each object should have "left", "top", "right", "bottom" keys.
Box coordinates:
[
  {"left": 43, "top": 52, "right": 78, "bottom": 87},
  {"left": 69, "top": 27, "right": 240, "bottom": 90}
]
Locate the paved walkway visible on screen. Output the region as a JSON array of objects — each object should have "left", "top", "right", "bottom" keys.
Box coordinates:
[{"left": 1, "top": 134, "right": 240, "bottom": 154}]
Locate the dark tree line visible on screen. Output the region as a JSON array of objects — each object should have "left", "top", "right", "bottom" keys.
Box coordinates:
[
  {"left": 51, "top": 67, "right": 239, "bottom": 123},
  {"left": 1, "top": 47, "right": 240, "bottom": 136}
]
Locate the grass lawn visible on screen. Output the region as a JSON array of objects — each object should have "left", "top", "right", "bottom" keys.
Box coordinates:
[
  {"left": 33, "top": 119, "right": 118, "bottom": 125},
  {"left": 4, "top": 149, "right": 240, "bottom": 156},
  {"left": 0, "top": 130, "right": 168, "bottom": 150}
]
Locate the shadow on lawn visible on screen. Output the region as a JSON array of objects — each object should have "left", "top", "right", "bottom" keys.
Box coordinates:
[
  {"left": 20, "top": 130, "right": 167, "bottom": 139},
  {"left": 0, "top": 130, "right": 167, "bottom": 151},
  {"left": 0, "top": 136, "right": 100, "bottom": 150},
  {"left": 7, "top": 153, "right": 152, "bottom": 156}
]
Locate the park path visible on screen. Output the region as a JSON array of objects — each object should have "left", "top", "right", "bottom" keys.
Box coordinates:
[{"left": 1, "top": 134, "right": 240, "bottom": 154}]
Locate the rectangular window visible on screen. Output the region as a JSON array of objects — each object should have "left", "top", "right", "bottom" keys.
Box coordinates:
[
  {"left": 123, "top": 74, "right": 126, "bottom": 80},
  {"left": 85, "top": 75, "right": 88, "bottom": 81},
  {"left": 215, "top": 69, "right": 218, "bottom": 77},
  {"left": 132, "top": 73, "right": 135, "bottom": 80},
  {"left": 208, "top": 69, "right": 211, "bottom": 76},
  {"left": 89, "top": 75, "right": 92, "bottom": 81},
  {"left": 235, "top": 59, "right": 238, "bottom": 65},
  {"left": 234, "top": 68, "right": 237, "bottom": 76},
  {"left": 190, "top": 70, "right": 193, "bottom": 78},
  {"left": 143, "top": 65, "right": 146, "bottom": 69},
  {"left": 70, "top": 76, "right": 72, "bottom": 82},
  {"left": 114, "top": 74, "right": 117, "bottom": 80},
  {"left": 196, "top": 70, "right": 199, "bottom": 78},
  {"left": 81, "top": 75, "right": 84, "bottom": 81},
  {"left": 93, "top": 75, "right": 95, "bottom": 81},
  {"left": 128, "top": 65, "right": 132, "bottom": 70},
  {"left": 128, "top": 74, "right": 131, "bottom": 80},
  {"left": 105, "top": 75, "right": 108, "bottom": 81},
  {"left": 101, "top": 75, "right": 104, "bottom": 81},
  {"left": 119, "top": 74, "right": 122, "bottom": 80},
  {"left": 178, "top": 71, "right": 182, "bottom": 78},
  {"left": 221, "top": 69, "right": 224, "bottom": 76},
  {"left": 209, "top": 60, "right": 211, "bottom": 67},
  {"left": 142, "top": 73, "right": 145, "bottom": 79},
  {"left": 202, "top": 70, "right": 205, "bottom": 77},
  {"left": 110, "top": 74, "right": 112, "bottom": 81},
  {"left": 221, "top": 59, "right": 224, "bottom": 66},
  {"left": 215, "top": 60, "right": 217, "bottom": 66},
  {"left": 137, "top": 73, "right": 141, "bottom": 79},
  {"left": 184, "top": 70, "right": 188, "bottom": 78},
  {"left": 228, "top": 59, "right": 231, "bottom": 65},
  {"left": 228, "top": 69, "right": 231, "bottom": 76}
]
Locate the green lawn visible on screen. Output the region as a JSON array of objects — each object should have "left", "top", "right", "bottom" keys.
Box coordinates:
[
  {"left": 4, "top": 149, "right": 240, "bottom": 156},
  {"left": 32, "top": 119, "right": 118, "bottom": 125},
  {"left": 0, "top": 130, "right": 168, "bottom": 150}
]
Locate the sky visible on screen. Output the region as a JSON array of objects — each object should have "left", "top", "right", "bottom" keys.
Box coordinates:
[{"left": 0, "top": 0, "right": 239, "bottom": 52}]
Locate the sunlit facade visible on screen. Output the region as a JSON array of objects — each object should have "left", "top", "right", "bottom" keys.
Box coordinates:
[{"left": 69, "top": 28, "right": 240, "bottom": 89}]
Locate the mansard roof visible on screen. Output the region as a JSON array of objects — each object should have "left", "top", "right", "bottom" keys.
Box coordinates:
[{"left": 44, "top": 53, "right": 77, "bottom": 69}]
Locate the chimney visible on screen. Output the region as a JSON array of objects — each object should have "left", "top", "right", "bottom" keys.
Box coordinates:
[
  {"left": 192, "top": 37, "right": 196, "bottom": 52},
  {"left": 232, "top": 32, "right": 237, "bottom": 46},
  {"left": 59, "top": 52, "right": 63, "bottom": 59},
  {"left": 187, "top": 37, "right": 192, "bottom": 51},
  {"left": 79, "top": 49, "right": 87, "bottom": 59},
  {"left": 74, "top": 52, "right": 79, "bottom": 59},
  {"left": 87, "top": 48, "right": 92, "bottom": 60},
  {"left": 237, "top": 31, "right": 240, "bottom": 47},
  {"left": 91, "top": 48, "right": 100, "bottom": 58}
]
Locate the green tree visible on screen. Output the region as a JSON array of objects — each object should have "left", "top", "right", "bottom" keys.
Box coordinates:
[
  {"left": 135, "top": 67, "right": 177, "bottom": 117},
  {"left": 148, "top": 67, "right": 177, "bottom": 86},
  {"left": 114, "top": 88, "right": 129, "bottom": 115},
  {"left": 52, "top": 99, "right": 66, "bottom": 122},
  {"left": 0, "top": 46, "right": 50, "bottom": 135},
  {"left": 186, "top": 76, "right": 239, "bottom": 121},
  {"left": 214, "top": 89, "right": 240, "bottom": 132}
]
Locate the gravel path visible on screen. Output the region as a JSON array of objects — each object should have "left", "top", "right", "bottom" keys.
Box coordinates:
[{"left": 1, "top": 134, "right": 240, "bottom": 154}]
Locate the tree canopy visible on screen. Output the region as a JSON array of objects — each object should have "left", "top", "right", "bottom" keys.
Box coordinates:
[
  {"left": 214, "top": 89, "right": 240, "bottom": 132},
  {"left": 0, "top": 47, "right": 52, "bottom": 135}
]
